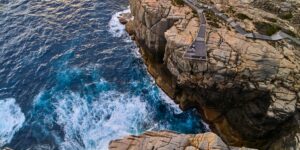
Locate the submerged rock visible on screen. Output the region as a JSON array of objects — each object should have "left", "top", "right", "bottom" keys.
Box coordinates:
[
  {"left": 121, "top": 0, "right": 300, "bottom": 149},
  {"left": 118, "top": 13, "right": 132, "bottom": 25}
]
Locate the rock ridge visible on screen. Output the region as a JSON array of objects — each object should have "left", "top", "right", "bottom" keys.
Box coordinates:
[
  {"left": 109, "top": 131, "right": 256, "bottom": 150},
  {"left": 122, "top": 0, "right": 300, "bottom": 149}
]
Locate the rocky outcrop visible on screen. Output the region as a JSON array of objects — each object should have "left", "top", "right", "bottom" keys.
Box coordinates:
[
  {"left": 128, "top": 0, "right": 196, "bottom": 60},
  {"left": 251, "top": 0, "right": 300, "bottom": 34},
  {"left": 125, "top": 0, "right": 300, "bottom": 149},
  {"left": 109, "top": 131, "right": 255, "bottom": 150}
]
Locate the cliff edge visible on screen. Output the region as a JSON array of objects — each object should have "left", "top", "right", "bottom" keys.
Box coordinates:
[{"left": 120, "top": 0, "right": 300, "bottom": 149}]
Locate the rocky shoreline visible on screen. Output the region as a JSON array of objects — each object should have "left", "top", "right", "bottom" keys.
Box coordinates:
[
  {"left": 114, "top": 0, "right": 300, "bottom": 149},
  {"left": 109, "top": 131, "right": 255, "bottom": 150}
]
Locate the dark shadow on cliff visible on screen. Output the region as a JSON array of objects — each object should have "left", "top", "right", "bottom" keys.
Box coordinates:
[{"left": 184, "top": 52, "right": 298, "bottom": 148}]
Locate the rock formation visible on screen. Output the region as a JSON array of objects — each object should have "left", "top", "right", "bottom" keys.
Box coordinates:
[
  {"left": 109, "top": 131, "right": 256, "bottom": 150},
  {"left": 120, "top": 0, "right": 300, "bottom": 149}
]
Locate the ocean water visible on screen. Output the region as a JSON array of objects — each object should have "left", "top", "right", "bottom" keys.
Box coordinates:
[{"left": 0, "top": 0, "right": 207, "bottom": 150}]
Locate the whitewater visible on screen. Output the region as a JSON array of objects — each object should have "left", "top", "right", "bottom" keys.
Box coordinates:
[{"left": 0, "top": 0, "right": 206, "bottom": 149}]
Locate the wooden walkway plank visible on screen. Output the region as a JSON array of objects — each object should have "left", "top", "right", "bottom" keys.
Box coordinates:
[{"left": 182, "top": 0, "right": 300, "bottom": 62}]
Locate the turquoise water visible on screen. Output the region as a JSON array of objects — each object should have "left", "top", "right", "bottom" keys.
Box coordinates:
[{"left": 0, "top": 0, "right": 207, "bottom": 149}]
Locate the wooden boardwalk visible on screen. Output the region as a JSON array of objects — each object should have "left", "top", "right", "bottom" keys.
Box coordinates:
[
  {"left": 182, "top": 0, "right": 300, "bottom": 61},
  {"left": 183, "top": 0, "right": 207, "bottom": 61}
]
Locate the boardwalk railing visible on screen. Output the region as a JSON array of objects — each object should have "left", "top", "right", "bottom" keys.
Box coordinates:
[{"left": 182, "top": 0, "right": 300, "bottom": 61}]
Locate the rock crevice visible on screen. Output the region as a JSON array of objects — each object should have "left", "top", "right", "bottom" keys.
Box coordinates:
[
  {"left": 109, "top": 131, "right": 255, "bottom": 150},
  {"left": 123, "top": 0, "right": 300, "bottom": 149}
]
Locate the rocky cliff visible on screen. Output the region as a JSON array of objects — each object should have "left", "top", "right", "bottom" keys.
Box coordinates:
[{"left": 121, "top": 0, "right": 300, "bottom": 149}]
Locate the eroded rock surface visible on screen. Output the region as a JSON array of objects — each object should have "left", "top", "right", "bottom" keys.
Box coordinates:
[
  {"left": 125, "top": 0, "right": 300, "bottom": 149},
  {"left": 109, "top": 131, "right": 255, "bottom": 150},
  {"left": 129, "top": 0, "right": 196, "bottom": 59}
]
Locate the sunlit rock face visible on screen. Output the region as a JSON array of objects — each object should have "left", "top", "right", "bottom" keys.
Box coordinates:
[
  {"left": 128, "top": 0, "right": 196, "bottom": 60},
  {"left": 109, "top": 131, "right": 256, "bottom": 150},
  {"left": 125, "top": 0, "right": 300, "bottom": 149}
]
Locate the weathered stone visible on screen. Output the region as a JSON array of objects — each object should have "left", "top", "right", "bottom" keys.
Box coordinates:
[
  {"left": 125, "top": 21, "right": 135, "bottom": 35},
  {"left": 126, "top": 0, "right": 300, "bottom": 149},
  {"left": 109, "top": 131, "right": 255, "bottom": 150},
  {"left": 184, "top": 146, "right": 197, "bottom": 150}
]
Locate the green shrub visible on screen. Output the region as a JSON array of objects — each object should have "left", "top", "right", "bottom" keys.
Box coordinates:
[
  {"left": 227, "top": 6, "right": 236, "bottom": 14},
  {"left": 264, "top": 17, "right": 277, "bottom": 23},
  {"left": 254, "top": 22, "right": 281, "bottom": 36},
  {"left": 173, "top": 0, "right": 184, "bottom": 5},
  {"left": 236, "top": 13, "right": 252, "bottom": 20},
  {"left": 206, "top": 11, "right": 221, "bottom": 28},
  {"left": 279, "top": 12, "right": 293, "bottom": 20}
]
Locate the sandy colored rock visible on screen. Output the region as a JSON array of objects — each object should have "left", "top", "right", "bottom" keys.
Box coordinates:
[
  {"left": 126, "top": 0, "right": 300, "bottom": 149},
  {"left": 109, "top": 131, "right": 256, "bottom": 150}
]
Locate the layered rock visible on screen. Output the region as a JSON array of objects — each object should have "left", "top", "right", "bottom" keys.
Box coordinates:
[
  {"left": 128, "top": 0, "right": 196, "bottom": 60},
  {"left": 125, "top": 0, "right": 300, "bottom": 149},
  {"left": 251, "top": 0, "right": 300, "bottom": 34},
  {"left": 109, "top": 131, "right": 255, "bottom": 150}
]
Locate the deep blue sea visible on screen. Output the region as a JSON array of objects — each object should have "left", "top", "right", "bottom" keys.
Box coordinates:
[{"left": 0, "top": 0, "right": 207, "bottom": 149}]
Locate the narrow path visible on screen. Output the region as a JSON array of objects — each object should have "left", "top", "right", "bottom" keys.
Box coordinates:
[
  {"left": 183, "top": 0, "right": 300, "bottom": 61},
  {"left": 183, "top": 0, "right": 207, "bottom": 60}
]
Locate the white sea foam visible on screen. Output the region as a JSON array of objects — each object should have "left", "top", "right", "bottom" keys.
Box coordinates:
[
  {"left": 109, "top": 7, "right": 181, "bottom": 114},
  {"left": 158, "top": 88, "right": 183, "bottom": 114},
  {"left": 30, "top": 70, "right": 200, "bottom": 150},
  {"left": 108, "top": 8, "right": 131, "bottom": 38},
  {"left": 132, "top": 48, "right": 141, "bottom": 58},
  {"left": 0, "top": 98, "right": 25, "bottom": 147},
  {"left": 54, "top": 91, "right": 150, "bottom": 150},
  {"left": 145, "top": 70, "right": 183, "bottom": 114},
  {"left": 201, "top": 120, "right": 211, "bottom": 132}
]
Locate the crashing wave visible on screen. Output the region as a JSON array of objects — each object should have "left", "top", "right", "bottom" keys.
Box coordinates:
[
  {"left": 108, "top": 8, "right": 131, "bottom": 38},
  {"left": 0, "top": 98, "right": 25, "bottom": 147},
  {"left": 55, "top": 91, "right": 149, "bottom": 150},
  {"left": 23, "top": 65, "right": 205, "bottom": 150}
]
